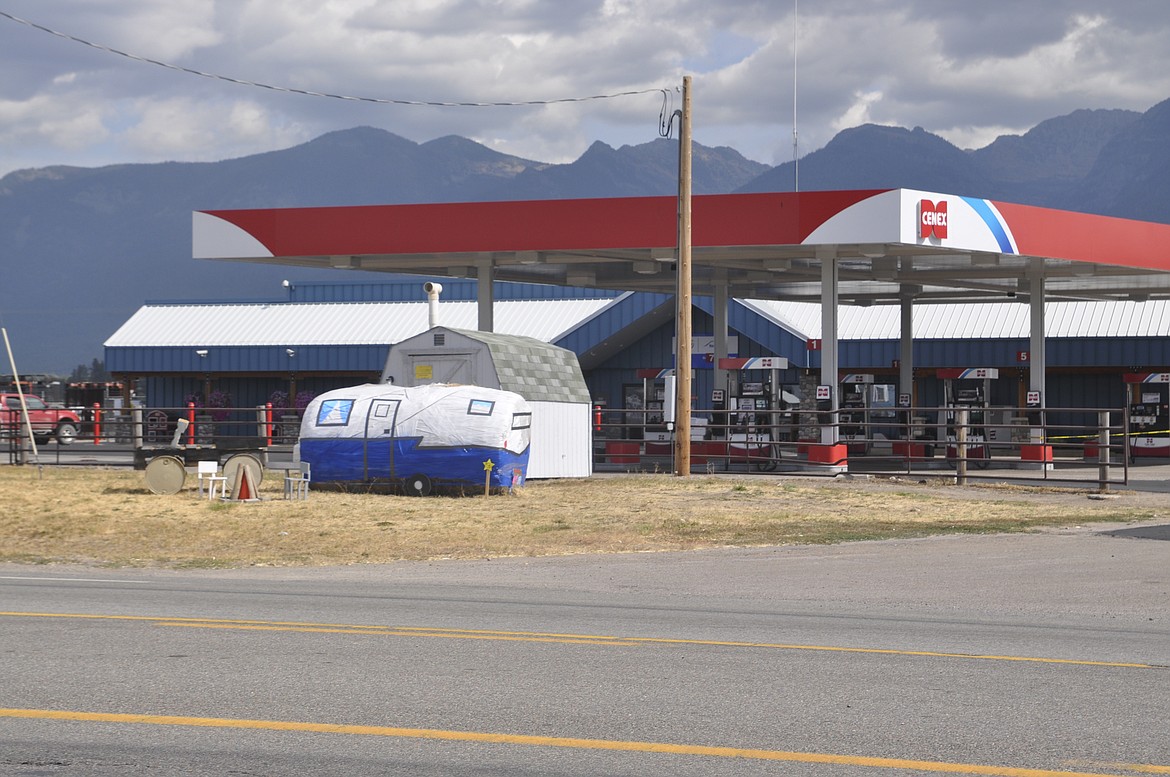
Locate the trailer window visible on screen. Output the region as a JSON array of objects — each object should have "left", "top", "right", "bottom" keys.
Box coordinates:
[
  {"left": 511, "top": 412, "right": 531, "bottom": 430},
  {"left": 316, "top": 399, "right": 354, "bottom": 426},
  {"left": 467, "top": 399, "right": 495, "bottom": 416}
]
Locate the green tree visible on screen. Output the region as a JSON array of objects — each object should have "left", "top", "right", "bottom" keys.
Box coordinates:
[
  {"left": 68, "top": 359, "right": 110, "bottom": 383},
  {"left": 89, "top": 358, "right": 109, "bottom": 382}
]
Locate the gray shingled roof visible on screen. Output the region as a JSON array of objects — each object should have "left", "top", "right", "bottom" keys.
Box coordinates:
[{"left": 447, "top": 328, "right": 590, "bottom": 404}]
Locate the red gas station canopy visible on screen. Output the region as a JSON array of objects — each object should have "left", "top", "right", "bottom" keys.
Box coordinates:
[{"left": 194, "top": 188, "right": 1170, "bottom": 304}]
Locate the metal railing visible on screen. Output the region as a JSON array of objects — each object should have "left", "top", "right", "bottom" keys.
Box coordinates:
[
  {"left": 132, "top": 405, "right": 300, "bottom": 448},
  {"left": 3, "top": 405, "right": 299, "bottom": 460},
  {"left": 3, "top": 401, "right": 1142, "bottom": 490},
  {"left": 592, "top": 405, "right": 1134, "bottom": 490}
]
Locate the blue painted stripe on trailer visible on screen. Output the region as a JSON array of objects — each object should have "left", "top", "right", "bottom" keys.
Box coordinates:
[{"left": 300, "top": 437, "right": 529, "bottom": 488}]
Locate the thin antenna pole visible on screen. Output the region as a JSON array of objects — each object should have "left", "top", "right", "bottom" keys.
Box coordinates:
[{"left": 793, "top": 0, "right": 799, "bottom": 192}]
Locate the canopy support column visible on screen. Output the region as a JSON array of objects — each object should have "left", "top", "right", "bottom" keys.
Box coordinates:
[
  {"left": 819, "top": 249, "right": 839, "bottom": 446},
  {"left": 899, "top": 282, "right": 917, "bottom": 404},
  {"left": 476, "top": 257, "right": 494, "bottom": 332},
  {"left": 1028, "top": 260, "right": 1046, "bottom": 402},
  {"left": 713, "top": 270, "right": 729, "bottom": 401},
  {"left": 1021, "top": 259, "right": 1054, "bottom": 468}
]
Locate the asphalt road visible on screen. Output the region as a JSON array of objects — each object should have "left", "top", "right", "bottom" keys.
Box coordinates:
[{"left": 2, "top": 525, "right": 1168, "bottom": 776}]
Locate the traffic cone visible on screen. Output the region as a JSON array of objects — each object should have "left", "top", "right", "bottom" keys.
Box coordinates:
[{"left": 230, "top": 466, "right": 260, "bottom": 502}]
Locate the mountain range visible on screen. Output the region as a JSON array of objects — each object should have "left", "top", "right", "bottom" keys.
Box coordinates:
[{"left": 2, "top": 97, "right": 1169, "bottom": 372}]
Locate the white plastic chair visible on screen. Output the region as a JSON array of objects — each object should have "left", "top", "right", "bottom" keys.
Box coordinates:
[
  {"left": 284, "top": 461, "right": 310, "bottom": 500},
  {"left": 197, "top": 459, "right": 227, "bottom": 500}
]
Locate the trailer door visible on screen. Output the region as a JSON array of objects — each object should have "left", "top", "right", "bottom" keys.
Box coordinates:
[{"left": 363, "top": 398, "right": 400, "bottom": 480}]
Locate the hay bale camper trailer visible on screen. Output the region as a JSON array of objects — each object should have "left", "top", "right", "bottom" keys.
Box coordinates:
[
  {"left": 381, "top": 326, "right": 592, "bottom": 479},
  {"left": 297, "top": 383, "right": 531, "bottom": 495}
]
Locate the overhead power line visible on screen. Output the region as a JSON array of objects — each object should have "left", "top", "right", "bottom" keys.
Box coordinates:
[{"left": 0, "top": 10, "right": 672, "bottom": 108}]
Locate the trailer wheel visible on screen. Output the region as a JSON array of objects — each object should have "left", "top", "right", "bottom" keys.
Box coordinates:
[{"left": 404, "top": 473, "right": 432, "bottom": 497}]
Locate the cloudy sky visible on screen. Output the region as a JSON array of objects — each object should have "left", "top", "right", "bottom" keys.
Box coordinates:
[{"left": 2, "top": 0, "right": 1169, "bottom": 178}]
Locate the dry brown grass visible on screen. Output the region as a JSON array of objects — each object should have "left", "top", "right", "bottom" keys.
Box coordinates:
[{"left": 0, "top": 466, "right": 1162, "bottom": 568}]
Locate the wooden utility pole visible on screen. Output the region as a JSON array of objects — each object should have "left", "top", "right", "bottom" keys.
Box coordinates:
[{"left": 674, "top": 75, "right": 693, "bottom": 477}]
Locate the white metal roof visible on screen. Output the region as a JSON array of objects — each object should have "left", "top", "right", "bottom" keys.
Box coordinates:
[
  {"left": 742, "top": 299, "right": 1170, "bottom": 340},
  {"left": 104, "top": 298, "right": 615, "bottom": 348},
  {"left": 106, "top": 296, "right": 1170, "bottom": 350}
]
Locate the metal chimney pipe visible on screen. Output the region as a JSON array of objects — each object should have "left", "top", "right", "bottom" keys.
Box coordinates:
[{"left": 423, "top": 282, "right": 443, "bottom": 329}]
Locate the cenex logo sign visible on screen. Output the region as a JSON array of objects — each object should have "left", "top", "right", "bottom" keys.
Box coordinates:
[{"left": 919, "top": 199, "right": 948, "bottom": 239}]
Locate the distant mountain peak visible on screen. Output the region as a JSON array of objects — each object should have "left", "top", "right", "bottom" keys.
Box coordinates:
[
  {"left": 973, "top": 108, "right": 1141, "bottom": 184},
  {"left": 2, "top": 99, "right": 1169, "bottom": 371}
]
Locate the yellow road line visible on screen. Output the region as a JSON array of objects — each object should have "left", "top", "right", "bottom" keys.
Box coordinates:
[
  {"left": 159, "top": 621, "right": 640, "bottom": 646},
  {"left": 0, "top": 707, "right": 1162, "bottom": 777},
  {"left": 623, "top": 635, "right": 1161, "bottom": 668},
  {"left": 1066, "top": 764, "right": 1170, "bottom": 776},
  {"left": 0, "top": 611, "right": 1161, "bottom": 669}
]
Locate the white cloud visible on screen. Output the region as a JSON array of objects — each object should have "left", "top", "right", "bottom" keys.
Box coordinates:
[
  {"left": 936, "top": 124, "right": 1025, "bottom": 153},
  {"left": 0, "top": 93, "right": 110, "bottom": 153},
  {"left": 111, "top": 1, "right": 222, "bottom": 61},
  {"left": 0, "top": 0, "right": 1168, "bottom": 177},
  {"left": 831, "top": 91, "right": 886, "bottom": 135},
  {"left": 123, "top": 96, "right": 306, "bottom": 163}
]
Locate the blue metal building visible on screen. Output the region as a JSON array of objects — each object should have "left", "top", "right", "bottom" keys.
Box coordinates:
[{"left": 105, "top": 279, "right": 1170, "bottom": 426}]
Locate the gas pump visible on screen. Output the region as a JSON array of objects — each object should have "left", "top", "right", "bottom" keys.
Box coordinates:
[
  {"left": 839, "top": 374, "right": 874, "bottom": 455},
  {"left": 1123, "top": 373, "right": 1170, "bottom": 458},
  {"left": 632, "top": 368, "right": 671, "bottom": 455},
  {"left": 718, "top": 356, "right": 791, "bottom": 471},
  {"left": 728, "top": 379, "right": 777, "bottom": 471},
  {"left": 710, "top": 389, "right": 727, "bottom": 438},
  {"left": 938, "top": 368, "right": 996, "bottom": 469}
]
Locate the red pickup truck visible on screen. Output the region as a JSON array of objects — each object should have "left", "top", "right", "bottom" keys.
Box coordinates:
[{"left": 0, "top": 393, "right": 82, "bottom": 444}]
